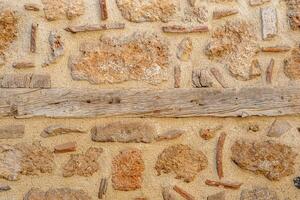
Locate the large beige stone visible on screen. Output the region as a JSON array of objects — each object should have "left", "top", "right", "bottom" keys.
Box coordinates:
[
  {"left": 69, "top": 32, "right": 170, "bottom": 85},
  {"left": 231, "top": 140, "right": 297, "bottom": 181},
  {"left": 116, "top": 0, "right": 176, "bottom": 23},
  {"left": 24, "top": 188, "right": 91, "bottom": 200},
  {"left": 155, "top": 144, "right": 208, "bottom": 182}
]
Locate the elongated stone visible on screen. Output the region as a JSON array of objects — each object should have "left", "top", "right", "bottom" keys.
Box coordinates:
[{"left": 261, "top": 7, "right": 277, "bottom": 40}]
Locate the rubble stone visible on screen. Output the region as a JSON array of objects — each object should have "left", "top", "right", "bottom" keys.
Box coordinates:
[
  {"left": 112, "top": 149, "right": 144, "bottom": 191},
  {"left": 284, "top": 47, "right": 300, "bottom": 80},
  {"left": 155, "top": 144, "right": 208, "bottom": 182},
  {"left": 177, "top": 38, "right": 193, "bottom": 62},
  {"left": 267, "top": 119, "right": 292, "bottom": 137},
  {"left": 231, "top": 140, "right": 297, "bottom": 181},
  {"left": 183, "top": 6, "right": 208, "bottom": 23},
  {"left": 240, "top": 187, "right": 279, "bottom": 200},
  {"left": 69, "top": 32, "right": 170, "bottom": 85},
  {"left": 285, "top": 0, "right": 300, "bottom": 30},
  {"left": 261, "top": 7, "right": 277, "bottom": 40}
]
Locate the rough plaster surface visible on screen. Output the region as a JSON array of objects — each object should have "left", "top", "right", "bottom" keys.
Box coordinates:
[{"left": 0, "top": 0, "right": 299, "bottom": 200}]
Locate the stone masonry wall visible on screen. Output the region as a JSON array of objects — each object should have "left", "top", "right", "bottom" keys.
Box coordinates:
[{"left": 0, "top": 0, "right": 300, "bottom": 199}]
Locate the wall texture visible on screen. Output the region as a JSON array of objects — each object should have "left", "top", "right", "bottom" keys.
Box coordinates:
[{"left": 0, "top": 0, "right": 300, "bottom": 199}]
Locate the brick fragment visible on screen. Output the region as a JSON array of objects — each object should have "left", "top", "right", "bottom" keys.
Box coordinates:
[{"left": 54, "top": 142, "right": 76, "bottom": 153}]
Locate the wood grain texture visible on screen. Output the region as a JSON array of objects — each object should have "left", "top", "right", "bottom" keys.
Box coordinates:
[{"left": 0, "top": 87, "right": 300, "bottom": 118}]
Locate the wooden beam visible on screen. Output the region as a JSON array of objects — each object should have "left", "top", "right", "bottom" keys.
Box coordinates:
[{"left": 0, "top": 87, "right": 300, "bottom": 118}]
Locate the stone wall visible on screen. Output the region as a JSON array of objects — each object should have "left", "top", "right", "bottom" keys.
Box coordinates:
[{"left": 0, "top": 0, "right": 299, "bottom": 199}]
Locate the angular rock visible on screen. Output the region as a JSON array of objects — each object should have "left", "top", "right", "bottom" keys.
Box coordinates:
[
  {"left": 0, "top": 9, "right": 18, "bottom": 55},
  {"left": 206, "top": 20, "right": 259, "bottom": 81},
  {"left": 24, "top": 187, "right": 91, "bottom": 200},
  {"left": 42, "top": 0, "right": 85, "bottom": 21},
  {"left": 249, "top": 0, "right": 271, "bottom": 6},
  {"left": 177, "top": 38, "right": 193, "bottom": 62},
  {"left": 231, "top": 140, "right": 297, "bottom": 181},
  {"left": 112, "top": 149, "right": 144, "bottom": 191},
  {"left": 41, "top": 125, "right": 86, "bottom": 138},
  {"left": 268, "top": 119, "right": 292, "bottom": 137},
  {"left": 91, "top": 122, "right": 156, "bottom": 143},
  {"left": 284, "top": 47, "right": 300, "bottom": 80},
  {"left": 155, "top": 129, "right": 184, "bottom": 141},
  {"left": 0, "top": 125, "right": 24, "bottom": 139},
  {"left": 0, "top": 142, "right": 54, "bottom": 181},
  {"left": 116, "top": 0, "right": 176, "bottom": 23},
  {"left": 285, "top": 0, "right": 300, "bottom": 30},
  {"left": 69, "top": 32, "right": 170, "bottom": 85},
  {"left": 43, "top": 31, "right": 64, "bottom": 67},
  {"left": 261, "top": 7, "right": 277, "bottom": 40},
  {"left": 54, "top": 142, "right": 76, "bottom": 153},
  {"left": 213, "top": 8, "right": 239, "bottom": 20},
  {"left": 63, "top": 147, "right": 103, "bottom": 177},
  {"left": 240, "top": 187, "right": 279, "bottom": 200},
  {"left": 0, "top": 183, "right": 10, "bottom": 192},
  {"left": 1, "top": 74, "right": 51, "bottom": 88},
  {"left": 183, "top": 6, "right": 208, "bottom": 23},
  {"left": 155, "top": 144, "right": 208, "bottom": 182},
  {"left": 207, "top": 191, "right": 225, "bottom": 200}
]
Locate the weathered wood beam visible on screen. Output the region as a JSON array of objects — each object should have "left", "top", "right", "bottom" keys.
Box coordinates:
[{"left": 0, "top": 87, "right": 300, "bottom": 118}]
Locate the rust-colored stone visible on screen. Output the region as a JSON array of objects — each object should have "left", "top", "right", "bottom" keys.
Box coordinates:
[
  {"left": 112, "top": 149, "right": 144, "bottom": 191},
  {"left": 54, "top": 142, "right": 76, "bottom": 153},
  {"left": 155, "top": 144, "right": 207, "bottom": 182}
]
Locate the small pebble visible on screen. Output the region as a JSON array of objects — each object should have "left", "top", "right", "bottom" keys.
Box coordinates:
[{"left": 294, "top": 177, "right": 300, "bottom": 189}]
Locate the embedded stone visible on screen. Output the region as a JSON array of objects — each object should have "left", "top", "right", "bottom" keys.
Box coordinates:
[
  {"left": 62, "top": 147, "right": 103, "bottom": 177},
  {"left": 240, "top": 187, "right": 279, "bottom": 200},
  {"left": 112, "top": 149, "right": 144, "bottom": 191},
  {"left": 192, "top": 69, "right": 214, "bottom": 88},
  {"left": 183, "top": 6, "right": 208, "bottom": 23},
  {"left": 24, "top": 188, "right": 91, "bottom": 200},
  {"left": 213, "top": 8, "right": 238, "bottom": 20},
  {"left": 155, "top": 144, "right": 208, "bottom": 182},
  {"left": 294, "top": 177, "right": 300, "bottom": 189},
  {"left": 43, "top": 31, "right": 64, "bottom": 67},
  {"left": 206, "top": 20, "right": 259, "bottom": 81},
  {"left": 0, "top": 184, "right": 10, "bottom": 192},
  {"left": 177, "top": 38, "right": 193, "bottom": 62},
  {"left": 42, "top": 0, "right": 85, "bottom": 21},
  {"left": 249, "top": 0, "right": 271, "bottom": 6},
  {"left": 207, "top": 191, "right": 225, "bottom": 200},
  {"left": 69, "top": 32, "right": 170, "bottom": 85},
  {"left": 116, "top": 0, "right": 176, "bottom": 23},
  {"left": 267, "top": 119, "right": 292, "bottom": 137},
  {"left": 285, "top": 0, "right": 300, "bottom": 30},
  {"left": 284, "top": 47, "right": 300, "bottom": 80},
  {"left": 54, "top": 142, "right": 76, "bottom": 153},
  {"left": 0, "top": 125, "right": 24, "bottom": 139},
  {"left": 1, "top": 74, "right": 51, "bottom": 88},
  {"left": 261, "top": 7, "right": 277, "bottom": 40},
  {"left": 30, "top": 74, "right": 51, "bottom": 88},
  {"left": 41, "top": 125, "right": 86, "bottom": 137},
  {"left": 231, "top": 140, "right": 297, "bottom": 181},
  {"left": 155, "top": 129, "right": 184, "bottom": 141},
  {"left": 199, "top": 125, "right": 223, "bottom": 140},
  {"left": 162, "top": 187, "right": 177, "bottom": 200},
  {"left": 91, "top": 122, "right": 156, "bottom": 143}
]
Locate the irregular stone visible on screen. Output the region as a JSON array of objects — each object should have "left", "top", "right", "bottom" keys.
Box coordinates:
[
  {"left": 155, "top": 144, "right": 208, "bottom": 182},
  {"left": 285, "top": 0, "right": 300, "bottom": 30},
  {"left": 261, "top": 7, "right": 277, "bottom": 40},
  {"left": 192, "top": 69, "right": 214, "bottom": 88},
  {"left": 162, "top": 25, "right": 209, "bottom": 33},
  {"left": 41, "top": 125, "right": 86, "bottom": 138},
  {"left": 162, "top": 187, "right": 177, "bottom": 200},
  {"left": 0, "top": 9, "right": 18, "bottom": 56},
  {"left": 112, "top": 149, "right": 144, "bottom": 191},
  {"left": 12, "top": 62, "right": 35, "bottom": 69},
  {"left": 294, "top": 177, "right": 300, "bottom": 189},
  {"left": 249, "top": 0, "right": 271, "bottom": 6},
  {"left": 62, "top": 147, "right": 103, "bottom": 177},
  {"left": 155, "top": 129, "right": 184, "bottom": 141},
  {"left": 248, "top": 124, "right": 259, "bottom": 132},
  {"left": 69, "top": 32, "right": 169, "bottom": 85},
  {"left": 206, "top": 20, "right": 259, "bottom": 81},
  {"left": 213, "top": 8, "right": 239, "bottom": 20},
  {"left": 183, "top": 6, "right": 208, "bottom": 23},
  {"left": 267, "top": 119, "right": 292, "bottom": 137},
  {"left": 177, "top": 38, "right": 193, "bottom": 62},
  {"left": 43, "top": 31, "right": 64, "bottom": 67},
  {"left": 207, "top": 191, "right": 225, "bottom": 200},
  {"left": 284, "top": 47, "right": 300, "bottom": 80},
  {"left": 42, "top": 0, "right": 85, "bottom": 21},
  {"left": 231, "top": 140, "right": 297, "bottom": 181},
  {"left": 0, "top": 183, "right": 10, "bottom": 192},
  {"left": 249, "top": 59, "right": 262, "bottom": 79},
  {"left": 91, "top": 122, "right": 156, "bottom": 143},
  {"left": 1, "top": 74, "right": 51, "bottom": 88},
  {"left": 24, "top": 187, "right": 91, "bottom": 200},
  {"left": 54, "top": 142, "right": 76, "bottom": 153},
  {"left": 199, "top": 125, "right": 223, "bottom": 140},
  {"left": 240, "top": 187, "right": 279, "bottom": 200},
  {"left": 116, "top": 0, "right": 176, "bottom": 23},
  {"left": 0, "top": 125, "right": 24, "bottom": 139},
  {"left": 188, "top": 0, "right": 197, "bottom": 7}
]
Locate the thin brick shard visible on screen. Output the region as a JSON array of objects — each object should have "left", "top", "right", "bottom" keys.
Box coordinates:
[
  {"left": 63, "top": 147, "right": 103, "bottom": 177},
  {"left": 162, "top": 25, "right": 209, "bottom": 33},
  {"left": 116, "top": 0, "right": 176, "bottom": 23},
  {"left": 43, "top": 31, "right": 64, "bottom": 67},
  {"left": 92, "top": 122, "right": 156, "bottom": 143},
  {"left": 231, "top": 140, "right": 297, "bottom": 181},
  {"left": 155, "top": 144, "right": 208, "bottom": 182},
  {"left": 240, "top": 187, "right": 279, "bottom": 200},
  {"left": 261, "top": 45, "right": 291, "bottom": 52},
  {"left": 112, "top": 149, "right": 144, "bottom": 191},
  {"left": 261, "top": 7, "right": 277, "bottom": 40},
  {"left": 65, "top": 23, "right": 125, "bottom": 33},
  {"left": 41, "top": 125, "right": 86, "bottom": 137},
  {"left": 24, "top": 4, "right": 40, "bottom": 11},
  {"left": 155, "top": 129, "right": 184, "bottom": 141},
  {"left": 24, "top": 188, "right": 91, "bottom": 200},
  {"left": 12, "top": 62, "right": 35, "bottom": 69},
  {"left": 213, "top": 8, "right": 238, "bottom": 20},
  {"left": 69, "top": 32, "right": 170, "bottom": 85}
]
